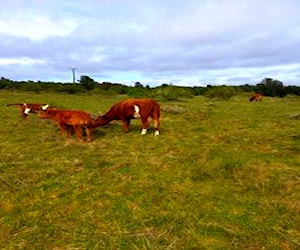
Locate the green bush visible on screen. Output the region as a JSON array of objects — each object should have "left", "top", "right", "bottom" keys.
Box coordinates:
[
  {"left": 127, "top": 86, "right": 152, "bottom": 98},
  {"left": 153, "top": 85, "right": 193, "bottom": 101},
  {"left": 205, "top": 86, "right": 237, "bottom": 100}
]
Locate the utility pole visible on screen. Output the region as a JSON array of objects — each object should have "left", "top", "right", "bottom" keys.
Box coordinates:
[{"left": 71, "top": 68, "right": 76, "bottom": 83}]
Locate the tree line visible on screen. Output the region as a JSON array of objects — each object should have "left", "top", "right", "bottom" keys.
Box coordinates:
[{"left": 1, "top": 76, "right": 300, "bottom": 100}]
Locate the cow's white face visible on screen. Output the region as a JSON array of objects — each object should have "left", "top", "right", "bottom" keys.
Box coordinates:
[
  {"left": 42, "top": 104, "right": 49, "bottom": 110},
  {"left": 133, "top": 105, "right": 141, "bottom": 118},
  {"left": 24, "top": 107, "right": 31, "bottom": 114}
]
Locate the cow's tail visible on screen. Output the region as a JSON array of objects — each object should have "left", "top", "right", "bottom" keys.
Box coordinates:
[{"left": 6, "top": 103, "right": 26, "bottom": 107}]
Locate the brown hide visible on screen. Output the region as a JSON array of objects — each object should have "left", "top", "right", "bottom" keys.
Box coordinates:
[
  {"left": 39, "top": 109, "right": 94, "bottom": 142},
  {"left": 94, "top": 98, "right": 160, "bottom": 135},
  {"left": 7, "top": 103, "right": 49, "bottom": 119},
  {"left": 249, "top": 94, "right": 263, "bottom": 102}
]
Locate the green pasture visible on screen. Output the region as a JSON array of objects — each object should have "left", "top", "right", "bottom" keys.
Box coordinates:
[{"left": 1, "top": 90, "right": 300, "bottom": 249}]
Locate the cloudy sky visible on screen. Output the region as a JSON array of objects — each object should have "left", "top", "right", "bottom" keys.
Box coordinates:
[{"left": 0, "top": 0, "right": 300, "bottom": 87}]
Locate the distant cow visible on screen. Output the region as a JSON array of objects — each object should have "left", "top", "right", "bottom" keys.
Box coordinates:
[
  {"left": 249, "top": 93, "right": 263, "bottom": 102},
  {"left": 39, "top": 109, "right": 94, "bottom": 142},
  {"left": 7, "top": 103, "right": 49, "bottom": 119},
  {"left": 93, "top": 98, "right": 160, "bottom": 136}
]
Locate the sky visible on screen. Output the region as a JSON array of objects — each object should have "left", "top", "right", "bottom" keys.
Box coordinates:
[{"left": 0, "top": 0, "right": 300, "bottom": 87}]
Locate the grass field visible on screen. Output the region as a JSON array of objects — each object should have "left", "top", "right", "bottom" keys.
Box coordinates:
[{"left": 1, "top": 90, "right": 300, "bottom": 249}]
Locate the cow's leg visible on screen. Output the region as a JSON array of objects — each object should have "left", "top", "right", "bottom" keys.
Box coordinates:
[
  {"left": 73, "top": 125, "right": 84, "bottom": 142},
  {"left": 85, "top": 127, "right": 93, "bottom": 142},
  {"left": 151, "top": 111, "right": 160, "bottom": 136},
  {"left": 65, "top": 125, "right": 73, "bottom": 138},
  {"left": 22, "top": 113, "right": 28, "bottom": 119},
  {"left": 58, "top": 123, "right": 70, "bottom": 138},
  {"left": 57, "top": 122, "right": 71, "bottom": 138},
  {"left": 122, "top": 118, "right": 131, "bottom": 132},
  {"left": 153, "top": 119, "right": 160, "bottom": 136},
  {"left": 141, "top": 117, "right": 149, "bottom": 135}
]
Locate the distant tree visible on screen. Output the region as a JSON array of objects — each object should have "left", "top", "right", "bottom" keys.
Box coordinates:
[
  {"left": 255, "top": 78, "right": 286, "bottom": 97},
  {"left": 286, "top": 85, "right": 300, "bottom": 96},
  {"left": 0, "top": 77, "right": 13, "bottom": 89},
  {"left": 134, "top": 81, "right": 144, "bottom": 88},
  {"left": 98, "top": 81, "right": 129, "bottom": 94},
  {"left": 79, "top": 75, "right": 97, "bottom": 91},
  {"left": 238, "top": 84, "right": 256, "bottom": 93}
]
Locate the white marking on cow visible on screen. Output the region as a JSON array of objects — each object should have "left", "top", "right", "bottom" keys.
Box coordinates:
[
  {"left": 154, "top": 131, "right": 160, "bottom": 136},
  {"left": 141, "top": 128, "right": 147, "bottom": 135},
  {"left": 133, "top": 105, "right": 141, "bottom": 118},
  {"left": 42, "top": 104, "right": 49, "bottom": 110},
  {"left": 24, "top": 107, "right": 31, "bottom": 114}
]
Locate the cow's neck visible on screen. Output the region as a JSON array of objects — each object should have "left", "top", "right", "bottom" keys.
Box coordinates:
[{"left": 93, "top": 113, "right": 112, "bottom": 127}]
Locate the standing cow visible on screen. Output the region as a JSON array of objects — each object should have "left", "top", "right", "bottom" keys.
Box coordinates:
[{"left": 93, "top": 98, "right": 160, "bottom": 136}]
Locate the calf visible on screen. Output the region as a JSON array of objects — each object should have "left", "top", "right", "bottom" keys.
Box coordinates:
[
  {"left": 93, "top": 98, "right": 160, "bottom": 136},
  {"left": 7, "top": 103, "right": 49, "bottom": 119},
  {"left": 39, "top": 109, "right": 94, "bottom": 142}
]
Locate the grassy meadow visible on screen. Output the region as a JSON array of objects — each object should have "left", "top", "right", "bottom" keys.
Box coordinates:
[{"left": 1, "top": 90, "right": 300, "bottom": 249}]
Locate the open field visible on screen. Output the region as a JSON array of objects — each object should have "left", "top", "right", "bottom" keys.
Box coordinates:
[{"left": 1, "top": 90, "right": 300, "bottom": 249}]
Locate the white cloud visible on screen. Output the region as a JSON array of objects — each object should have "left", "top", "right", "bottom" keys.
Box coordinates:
[
  {"left": 0, "top": 14, "right": 77, "bottom": 41},
  {"left": 0, "top": 57, "right": 44, "bottom": 65}
]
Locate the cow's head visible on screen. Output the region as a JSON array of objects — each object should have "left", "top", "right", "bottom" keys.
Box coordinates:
[
  {"left": 38, "top": 109, "right": 57, "bottom": 119},
  {"left": 42, "top": 104, "right": 49, "bottom": 110}
]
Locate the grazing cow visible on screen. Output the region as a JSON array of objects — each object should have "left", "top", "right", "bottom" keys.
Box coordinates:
[
  {"left": 39, "top": 109, "right": 94, "bottom": 142},
  {"left": 249, "top": 93, "right": 263, "bottom": 102},
  {"left": 7, "top": 103, "right": 49, "bottom": 119},
  {"left": 93, "top": 98, "right": 160, "bottom": 136}
]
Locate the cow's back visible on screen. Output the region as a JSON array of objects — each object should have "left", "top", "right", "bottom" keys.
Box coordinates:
[{"left": 58, "top": 111, "right": 92, "bottom": 125}]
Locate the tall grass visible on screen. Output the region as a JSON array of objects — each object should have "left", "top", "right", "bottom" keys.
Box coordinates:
[{"left": 1, "top": 90, "right": 300, "bottom": 249}]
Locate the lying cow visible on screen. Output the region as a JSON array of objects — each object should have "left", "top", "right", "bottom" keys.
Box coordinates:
[
  {"left": 39, "top": 108, "right": 94, "bottom": 142},
  {"left": 93, "top": 98, "right": 160, "bottom": 136},
  {"left": 249, "top": 93, "right": 263, "bottom": 102},
  {"left": 7, "top": 103, "right": 49, "bottom": 119}
]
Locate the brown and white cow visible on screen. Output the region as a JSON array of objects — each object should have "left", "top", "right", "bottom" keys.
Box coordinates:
[
  {"left": 249, "top": 93, "right": 263, "bottom": 102},
  {"left": 7, "top": 103, "right": 49, "bottom": 119},
  {"left": 93, "top": 98, "right": 160, "bottom": 136},
  {"left": 39, "top": 109, "right": 94, "bottom": 142}
]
